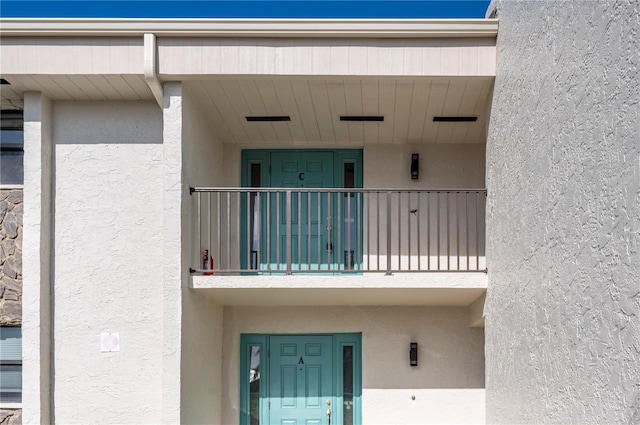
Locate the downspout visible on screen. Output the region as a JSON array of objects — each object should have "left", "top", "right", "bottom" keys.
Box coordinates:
[{"left": 144, "top": 33, "right": 164, "bottom": 107}]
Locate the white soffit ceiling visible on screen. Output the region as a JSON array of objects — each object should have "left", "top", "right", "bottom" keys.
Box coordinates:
[
  {"left": 0, "top": 75, "right": 492, "bottom": 145},
  {"left": 186, "top": 76, "right": 492, "bottom": 145}
]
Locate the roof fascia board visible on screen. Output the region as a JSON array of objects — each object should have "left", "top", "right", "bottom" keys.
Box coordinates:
[{"left": 0, "top": 18, "right": 498, "bottom": 38}]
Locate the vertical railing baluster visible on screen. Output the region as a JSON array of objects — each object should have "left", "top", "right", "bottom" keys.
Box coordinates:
[
  {"left": 446, "top": 191, "right": 450, "bottom": 271},
  {"left": 407, "top": 192, "right": 411, "bottom": 271},
  {"left": 376, "top": 192, "right": 380, "bottom": 271},
  {"left": 427, "top": 191, "right": 431, "bottom": 271},
  {"left": 356, "top": 192, "right": 361, "bottom": 271},
  {"left": 466, "top": 191, "right": 470, "bottom": 271},
  {"left": 246, "top": 191, "right": 251, "bottom": 271},
  {"left": 217, "top": 192, "right": 221, "bottom": 271},
  {"left": 337, "top": 191, "right": 341, "bottom": 270},
  {"left": 417, "top": 191, "right": 421, "bottom": 271},
  {"left": 327, "top": 191, "right": 332, "bottom": 270},
  {"left": 286, "top": 190, "right": 292, "bottom": 275},
  {"left": 347, "top": 190, "right": 352, "bottom": 270},
  {"left": 297, "top": 190, "right": 301, "bottom": 270},
  {"left": 266, "top": 192, "right": 271, "bottom": 271},
  {"left": 197, "top": 192, "right": 201, "bottom": 271},
  {"left": 437, "top": 191, "right": 441, "bottom": 271},
  {"left": 276, "top": 191, "right": 281, "bottom": 271},
  {"left": 256, "top": 192, "right": 261, "bottom": 270},
  {"left": 208, "top": 192, "right": 212, "bottom": 271},
  {"left": 236, "top": 192, "right": 241, "bottom": 271},
  {"left": 226, "top": 192, "right": 231, "bottom": 270},
  {"left": 386, "top": 191, "right": 392, "bottom": 275},
  {"left": 456, "top": 191, "right": 460, "bottom": 271},
  {"left": 398, "top": 191, "right": 402, "bottom": 271},
  {"left": 476, "top": 191, "right": 481, "bottom": 271},
  {"left": 366, "top": 192, "right": 370, "bottom": 271},
  {"left": 317, "top": 192, "right": 321, "bottom": 269},
  {"left": 307, "top": 191, "right": 311, "bottom": 270}
]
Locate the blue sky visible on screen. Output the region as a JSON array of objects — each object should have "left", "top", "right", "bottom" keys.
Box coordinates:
[{"left": 0, "top": 1, "right": 491, "bottom": 18}]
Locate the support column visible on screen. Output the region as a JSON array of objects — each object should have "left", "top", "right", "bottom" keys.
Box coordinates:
[
  {"left": 21, "top": 92, "right": 53, "bottom": 424},
  {"left": 162, "top": 82, "right": 183, "bottom": 424}
]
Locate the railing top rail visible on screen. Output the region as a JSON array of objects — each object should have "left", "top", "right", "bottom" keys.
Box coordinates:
[{"left": 191, "top": 187, "right": 487, "bottom": 194}]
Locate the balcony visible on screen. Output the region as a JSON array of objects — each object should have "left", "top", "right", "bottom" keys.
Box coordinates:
[{"left": 190, "top": 187, "right": 486, "bottom": 275}]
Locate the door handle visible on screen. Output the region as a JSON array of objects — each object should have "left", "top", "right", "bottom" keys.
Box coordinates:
[{"left": 326, "top": 408, "right": 331, "bottom": 425}]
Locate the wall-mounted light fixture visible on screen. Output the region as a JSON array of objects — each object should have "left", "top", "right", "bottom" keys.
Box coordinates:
[
  {"left": 410, "top": 342, "right": 418, "bottom": 366},
  {"left": 411, "top": 154, "right": 419, "bottom": 180}
]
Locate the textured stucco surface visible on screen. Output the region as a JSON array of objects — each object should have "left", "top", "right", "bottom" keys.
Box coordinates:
[
  {"left": 180, "top": 85, "right": 225, "bottom": 424},
  {"left": 21, "top": 93, "right": 52, "bottom": 425},
  {"left": 222, "top": 306, "right": 485, "bottom": 424},
  {"left": 51, "top": 101, "right": 164, "bottom": 423},
  {"left": 485, "top": 1, "right": 640, "bottom": 423},
  {"left": 162, "top": 84, "right": 184, "bottom": 424},
  {"left": 364, "top": 144, "right": 485, "bottom": 189}
]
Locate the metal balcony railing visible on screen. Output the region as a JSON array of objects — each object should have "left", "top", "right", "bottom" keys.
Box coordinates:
[{"left": 190, "top": 188, "right": 487, "bottom": 275}]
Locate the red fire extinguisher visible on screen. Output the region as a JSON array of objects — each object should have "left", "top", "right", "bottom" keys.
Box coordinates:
[{"left": 203, "top": 249, "right": 214, "bottom": 276}]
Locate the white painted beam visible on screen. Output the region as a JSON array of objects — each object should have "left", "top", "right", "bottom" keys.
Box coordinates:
[{"left": 469, "top": 291, "right": 486, "bottom": 328}]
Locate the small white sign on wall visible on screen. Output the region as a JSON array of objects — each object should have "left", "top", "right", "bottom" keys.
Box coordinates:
[{"left": 101, "top": 332, "right": 120, "bottom": 352}]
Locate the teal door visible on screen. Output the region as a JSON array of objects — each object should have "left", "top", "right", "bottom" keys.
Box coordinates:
[
  {"left": 269, "top": 335, "right": 334, "bottom": 425},
  {"left": 269, "top": 152, "right": 334, "bottom": 269},
  {"left": 241, "top": 149, "right": 363, "bottom": 272},
  {"left": 241, "top": 333, "right": 362, "bottom": 425}
]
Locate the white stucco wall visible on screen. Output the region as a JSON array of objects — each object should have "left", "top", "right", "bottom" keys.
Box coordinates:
[
  {"left": 486, "top": 1, "right": 640, "bottom": 423},
  {"left": 51, "top": 101, "right": 164, "bottom": 423},
  {"left": 365, "top": 144, "right": 486, "bottom": 270},
  {"left": 180, "top": 84, "right": 225, "bottom": 424},
  {"left": 364, "top": 144, "right": 485, "bottom": 189},
  {"left": 222, "top": 306, "right": 485, "bottom": 425},
  {"left": 22, "top": 92, "right": 53, "bottom": 424}
]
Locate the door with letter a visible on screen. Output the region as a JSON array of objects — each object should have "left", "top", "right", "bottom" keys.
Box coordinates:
[
  {"left": 269, "top": 335, "right": 333, "bottom": 425},
  {"left": 240, "top": 333, "right": 361, "bottom": 425}
]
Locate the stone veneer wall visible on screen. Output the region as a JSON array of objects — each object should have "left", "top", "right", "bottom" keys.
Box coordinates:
[
  {"left": 1, "top": 189, "right": 22, "bottom": 324},
  {"left": 1, "top": 188, "right": 23, "bottom": 425},
  {"left": 485, "top": 0, "right": 639, "bottom": 423}
]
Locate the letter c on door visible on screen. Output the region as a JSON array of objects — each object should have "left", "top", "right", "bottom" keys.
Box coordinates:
[{"left": 299, "top": 172, "right": 305, "bottom": 181}]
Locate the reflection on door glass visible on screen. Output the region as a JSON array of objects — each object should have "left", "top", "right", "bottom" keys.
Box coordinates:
[
  {"left": 250, "top": 164, "right": 261, "bottom": 269},
  {"left": 344, "top": 162, "right": 355, "bottom": 189},
  {"left": 249, "top": 345, "right": 260, "bottom": 424},
  {"left": 343, "top": 345, "right": 353, "bottom": 425}
]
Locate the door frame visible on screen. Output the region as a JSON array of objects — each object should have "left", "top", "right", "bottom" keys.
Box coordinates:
[
  {"left": 240, "top": 333, "right": 362, "bottom": 425},
  {"left": 240, "top": 149, "right": 363, "bottom": 189}
]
